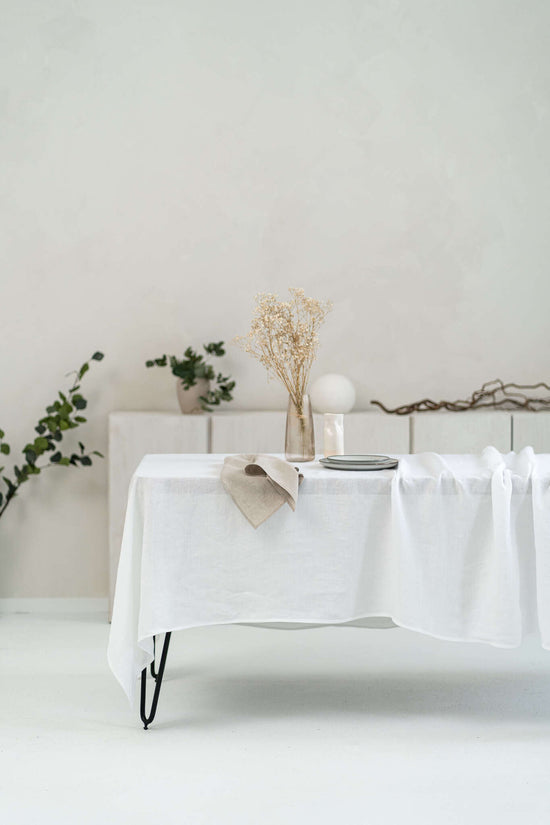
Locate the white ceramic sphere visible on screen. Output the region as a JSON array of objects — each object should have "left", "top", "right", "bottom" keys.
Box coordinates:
[{"left": 310, "top": 374, "right": 356, "bottom": 414}]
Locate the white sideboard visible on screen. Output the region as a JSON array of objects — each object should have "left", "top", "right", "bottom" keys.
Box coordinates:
[
  {"left": 108, "top": 409, "right": 550, "bottom": 615},
  {"left": 209, "top": 410, "right": 410, "bottom": 455},
  {"left": 412, "top": 412, "right": 511, "bottom": 453}
]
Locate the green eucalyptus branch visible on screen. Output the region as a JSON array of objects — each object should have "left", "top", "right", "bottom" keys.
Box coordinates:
[
  {"left": 0, "top": 352, "right": 104, "bottom": 520},
  {"left": 146, "top": 342, "right": 235, "bottom": 412}
]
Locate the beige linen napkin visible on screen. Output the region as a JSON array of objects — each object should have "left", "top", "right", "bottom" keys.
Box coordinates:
[{"left": 221, "top": 454, "right": 304, "bottom": 528}]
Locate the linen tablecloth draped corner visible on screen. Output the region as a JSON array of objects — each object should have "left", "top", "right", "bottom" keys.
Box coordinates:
[{"left": 108, "top": 450, "right": 550, "bottom": 706}]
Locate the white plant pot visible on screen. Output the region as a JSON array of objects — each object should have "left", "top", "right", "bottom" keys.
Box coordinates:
[{"left": 176, "top": 378, "right": 210, "bottom": 414}]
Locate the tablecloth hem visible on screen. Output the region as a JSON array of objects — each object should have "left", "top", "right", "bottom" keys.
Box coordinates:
[
  {"left": 137, "top": 614, "right": 525, "bottom": 648},
  {"left": 118, "top": 613, "right": 528, "bottom": 706}
]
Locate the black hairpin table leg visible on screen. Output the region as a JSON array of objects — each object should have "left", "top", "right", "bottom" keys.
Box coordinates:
[
  {"left": 150, "top": 635, "right": 158, "bottom": 680},
  {"left": 140, "top": 632, "right": 171, "bottom": 730}
]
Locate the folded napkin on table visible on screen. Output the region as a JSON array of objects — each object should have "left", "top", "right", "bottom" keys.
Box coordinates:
[{"left": 221, "top": 454, "right": 304, "bottom": 528}]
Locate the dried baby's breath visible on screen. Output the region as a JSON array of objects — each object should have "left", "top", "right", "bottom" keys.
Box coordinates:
[{"left": 235, "top": 288, "right": 332, "bottom": 413}]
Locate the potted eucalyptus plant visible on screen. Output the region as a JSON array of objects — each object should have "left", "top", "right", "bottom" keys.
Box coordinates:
[{"left": 146, "top": 342, "right": 235, "bottom": 413}]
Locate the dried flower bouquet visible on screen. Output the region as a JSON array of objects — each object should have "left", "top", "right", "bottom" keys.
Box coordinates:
[{"left": 236, "top": 288, "right": 332, "bottom": 415}]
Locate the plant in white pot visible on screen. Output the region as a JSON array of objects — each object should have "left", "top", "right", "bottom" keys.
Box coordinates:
[{"left": 146, "top": 342, "right": 235, "bottom": 413}]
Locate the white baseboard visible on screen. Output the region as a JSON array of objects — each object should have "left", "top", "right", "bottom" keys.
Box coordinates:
[{"left": 0, "top": 597, "right": 108, "bottom": 614}]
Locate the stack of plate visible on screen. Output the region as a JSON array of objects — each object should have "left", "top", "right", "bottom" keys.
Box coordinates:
[{"left": 319, "top": 454, "right": 398, "bottom": 471}]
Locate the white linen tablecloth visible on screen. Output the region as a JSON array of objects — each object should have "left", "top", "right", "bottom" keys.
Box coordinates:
[{"left": 108, "top": 449, "right": 550, "bottom": 705}]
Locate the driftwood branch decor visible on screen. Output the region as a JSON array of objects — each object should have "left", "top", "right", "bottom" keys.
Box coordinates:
[{"left": 371, "top": 380, "right": 550, "bottom": 415}]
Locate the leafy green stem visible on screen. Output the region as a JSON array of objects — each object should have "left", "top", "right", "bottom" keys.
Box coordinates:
[{"left": 0, "top": 352, "right": 104, "bottom": 520}]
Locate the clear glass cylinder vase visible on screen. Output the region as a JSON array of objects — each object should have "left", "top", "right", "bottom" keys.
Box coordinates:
[{"left": 285, "top": 394, "right": 315, "bottom": 462}]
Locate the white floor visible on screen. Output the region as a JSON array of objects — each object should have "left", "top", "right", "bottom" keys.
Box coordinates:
[{"left": 2, "top": 613, "right": 550, "bottom": 824}]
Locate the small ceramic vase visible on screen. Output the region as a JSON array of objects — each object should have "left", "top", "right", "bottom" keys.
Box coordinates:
[{"left": 176, "top": 378, "right": 210, "bottom": 414}]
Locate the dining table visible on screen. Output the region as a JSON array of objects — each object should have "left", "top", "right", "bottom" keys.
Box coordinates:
[{"left": 108, "top": 448, "right": 550, "bottom": 728}]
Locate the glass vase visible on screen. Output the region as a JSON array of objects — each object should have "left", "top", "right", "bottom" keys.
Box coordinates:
[{"left": 285, "top": 394, "right": 315, "bottom": 462}]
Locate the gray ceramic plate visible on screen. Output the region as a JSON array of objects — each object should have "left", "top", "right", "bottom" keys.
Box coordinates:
[
  {"left": 320, "top": 456, "right": 398, "bottom": 471},
  {"left": 323, "top": 454, "right": 394, "bottom": 464}
]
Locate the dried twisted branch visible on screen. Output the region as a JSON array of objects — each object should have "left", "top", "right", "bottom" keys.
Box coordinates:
[{"left": 371, "top": 380, "right": 550, "bottom": 415}]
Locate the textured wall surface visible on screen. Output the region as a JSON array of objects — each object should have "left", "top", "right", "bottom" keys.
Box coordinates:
[{"left": 1, "top": 0, "right": 549, "bottom": 595}]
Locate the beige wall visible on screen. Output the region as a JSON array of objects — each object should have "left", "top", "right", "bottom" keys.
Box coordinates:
[{"left": 1, "top": 0, "right": 549, "bottom": 596}]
